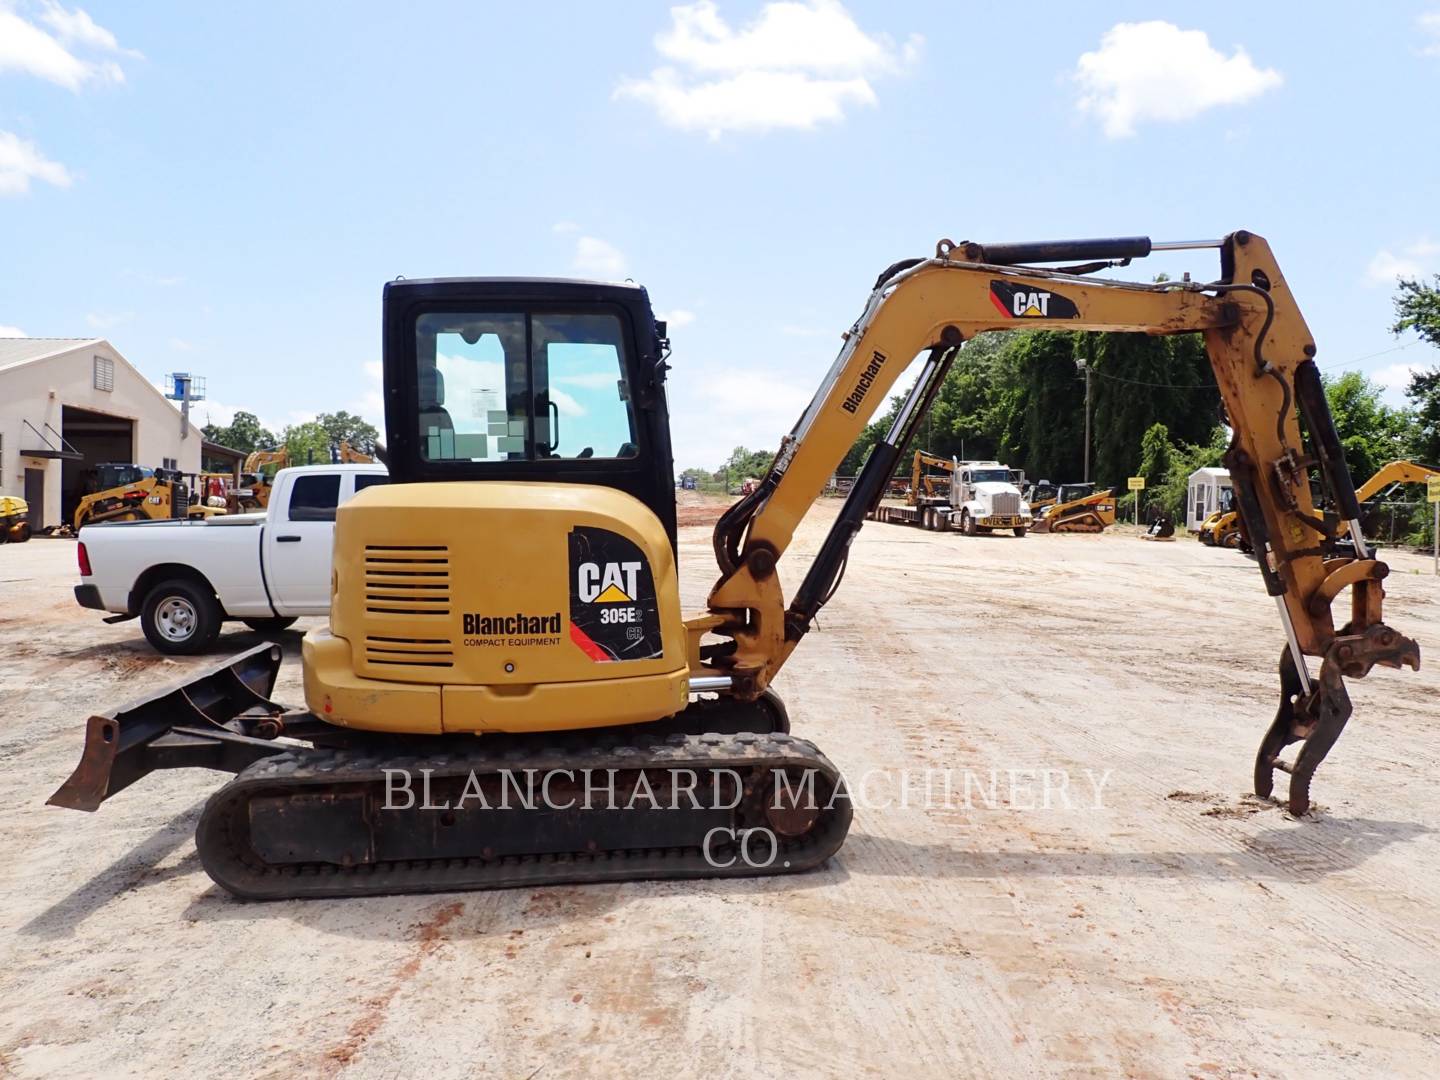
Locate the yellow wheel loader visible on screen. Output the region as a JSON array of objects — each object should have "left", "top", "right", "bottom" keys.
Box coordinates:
[{"left": 50, "top": 232, "right": 1419, "bottom": 899}]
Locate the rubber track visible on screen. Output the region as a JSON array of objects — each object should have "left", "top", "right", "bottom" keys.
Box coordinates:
[{"left": 196, "top": 732, "right": 852, "bottom": 900}]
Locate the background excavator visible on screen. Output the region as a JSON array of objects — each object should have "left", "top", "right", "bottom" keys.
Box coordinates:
[
  {"left": 1201, "top": 459, "right": 1440, "bottom": 551},
  {"left": 1355, "top": 459, "right": 1440, "bottom": 504},
  {"left": 50, "top": 231, "right": 1420, "bottom": 900}
]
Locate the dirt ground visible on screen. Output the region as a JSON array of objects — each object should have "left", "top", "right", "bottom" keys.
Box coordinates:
[{"left": 2, "top": 510, "right": 1439, "bottom": 1078}]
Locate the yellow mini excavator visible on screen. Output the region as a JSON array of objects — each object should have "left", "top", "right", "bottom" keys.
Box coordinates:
[
  {"left": 51, "top": 232, "right": 1420, "bottom": 899},
  {"left": 1031, "top": 485, "right": 1117, "bottom": 533}
]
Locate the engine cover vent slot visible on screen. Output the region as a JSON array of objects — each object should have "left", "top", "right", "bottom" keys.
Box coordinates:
[
  {"left": 363, "top": 545, "right": 451, "bottom": 617},
  {"left": 364, "top": 634, "right": 455, "bottom": 667}
]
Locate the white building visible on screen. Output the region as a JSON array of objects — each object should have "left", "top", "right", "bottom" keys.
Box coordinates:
[
  {"left": 1186, "top": 466, "right": 1233, "bottom": 530},
  {"left": 0, "top": 338, "right": 203, "bottom": 531}
]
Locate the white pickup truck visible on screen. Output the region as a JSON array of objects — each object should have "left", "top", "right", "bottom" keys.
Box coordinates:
[{"left": 74, "top": 464, "right": 387, "bottom": 654}]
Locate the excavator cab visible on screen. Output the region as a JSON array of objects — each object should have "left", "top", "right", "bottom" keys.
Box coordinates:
[{"left": 381, "top": 279, "right": 678, "bottom": 543}]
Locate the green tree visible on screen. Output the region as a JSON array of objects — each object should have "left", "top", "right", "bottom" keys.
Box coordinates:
[
  {"left": 1391, "top": 276, "right": 1440, "bottom": 463},
  {"left": 202, "top": 410, "right": 277, "bottom": 455},
  {"left": 1405, "top": 368, "right": 1440, "bottom": 464},
  {"left": 283, "top": 421, "right": 331, "bottom": 465},
  {"left": 1392, "top": 276, "right": 1440, "bottom": 347},
  {"left": 1323, "top": 371, "right": 1410, "bottom": 479},
  {"left": 316, "top": 410, "right": 381, "bottom": 455},
  {"left": 1138, "top": 422, "right": 1172, "bottom": 488}
]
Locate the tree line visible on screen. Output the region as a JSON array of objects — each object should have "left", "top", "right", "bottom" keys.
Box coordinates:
[{"left": 202, "top": 409, "right": 380, "bottom": 463}]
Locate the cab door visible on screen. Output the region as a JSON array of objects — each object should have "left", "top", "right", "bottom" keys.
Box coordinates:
[{"left": 265, "top": 473, "right": 343, "bottom": 612}]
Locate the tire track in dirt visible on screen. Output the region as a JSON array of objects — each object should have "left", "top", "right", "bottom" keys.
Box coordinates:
[{"left": 320, "top": 900, "right": 465, "bottom": 1073}]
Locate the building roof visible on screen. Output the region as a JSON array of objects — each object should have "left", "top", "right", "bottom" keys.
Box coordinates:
[
  {"left": 0, "top": 337, "right": 103, "bottom": 373},
  {"left": 1188, "top": 467, "right": 1231, "bottom": 481},
  {"left": 202, "top": 439, "right": 247, "bottom": 462},
  {"left": 0, "top": 336, "right": 204, "bottom": 440}
]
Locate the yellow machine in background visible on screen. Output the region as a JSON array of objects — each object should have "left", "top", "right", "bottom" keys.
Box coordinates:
[
  {"left": 53, "top": 230, "right": 1420, "bottom": 900},
  {"left": 908, "top": 450, "right": 953, "bottom": 504},
  {"left": 1201, "top": 460, "right": 1440, "bottom": 550},
  {"left": 0, "top": 496, "right": 31, "bottom": 543},
  {"left": 1032, "top": 486, "right": 1117, "bottom": 533},
  {"left": 73, "top": 470, "right": 226, "bottom": 529},
  {"left": 1355, "top": 460, "right": 1440, "bottom": 502},
  {"left": 336, "top": 440, "right": 375, "bottom": 464},
  {"left": 236, "top": 449, "right": 288, "bottom": 510}
]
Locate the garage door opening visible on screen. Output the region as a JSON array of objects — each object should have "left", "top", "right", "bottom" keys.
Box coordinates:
[{"left": 61, "top": 406, "right": 136, "bottom": 525}]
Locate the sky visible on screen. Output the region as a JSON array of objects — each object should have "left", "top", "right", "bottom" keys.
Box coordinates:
[{"left": 2, "top": 1, "right": 1438, "bottom": 471}]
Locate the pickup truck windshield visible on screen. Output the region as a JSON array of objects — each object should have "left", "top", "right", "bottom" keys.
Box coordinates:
[{"left": 416, "top": 312, "right": 639, "bottom": 464}]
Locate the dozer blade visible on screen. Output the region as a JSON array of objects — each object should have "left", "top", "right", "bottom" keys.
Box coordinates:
[{"left": 48, "top": 642, "right": 292, "bottom": 812}]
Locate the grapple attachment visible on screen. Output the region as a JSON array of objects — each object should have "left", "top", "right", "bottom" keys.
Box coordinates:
[{"left": 48, "top": 643, "right": 294, "bottom": 812}]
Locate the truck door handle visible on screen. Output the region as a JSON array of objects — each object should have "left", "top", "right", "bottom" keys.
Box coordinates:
[{"left": 277, "top": 535, "right": 302, "bottom": 543}]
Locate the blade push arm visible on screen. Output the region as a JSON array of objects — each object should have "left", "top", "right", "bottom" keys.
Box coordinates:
[{"left": 697, "top": 230, "right": 1418, "bottom": 813}]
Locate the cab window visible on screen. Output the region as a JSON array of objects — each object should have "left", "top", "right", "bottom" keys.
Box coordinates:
[{"left": 417, "top": 312, "right": 638, "bottom": 463}]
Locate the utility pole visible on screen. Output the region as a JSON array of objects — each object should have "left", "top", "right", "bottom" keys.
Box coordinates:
[{"left": 1076, "top": 358, "right": 1092, "bottom": 483}]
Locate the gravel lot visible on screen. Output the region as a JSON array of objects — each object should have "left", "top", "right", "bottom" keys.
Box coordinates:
[{"left": 2, "top": 514, "right": 1438, "bottom": 1078}]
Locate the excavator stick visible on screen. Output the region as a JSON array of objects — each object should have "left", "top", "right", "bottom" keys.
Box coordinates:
[{"left": 47, "top": 643, "right": 298, "bottom": 812}]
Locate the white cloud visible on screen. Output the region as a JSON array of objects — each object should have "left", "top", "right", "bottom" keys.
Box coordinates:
[
  {"left": 1373, "top": 362, "right": 1424, "bottom": 390},
  {"left": 0, "top": 324, "right": 26, "bottom": 337},
  {"left": 1074, "top": 21, "right": 1282, "bottom": 139},
  {"left": 615, "top": 0, "right": 922, "bottom": 138},
  {"left": 1420, "top": 11, "right": 1440, "bottom": 57},
  {"left": 657, "top": 308, "right": 695, "bottom": 329},
  {"left": 670, "top": 365, "right": 814, "bottom": 467},
  {"left": 555, "top": 371, "right": 624, "bottom": 390},
  {"left": 1366, "top": 240, "right": 1440, "bottom": 286},
  {"left": 349, "top": 360, "right": 385, "bottom": 427},
  {"left": 0, "top": 130, "right": 72, "bottom": 196},
  {"left": 572, "top": 235, "right": 627, "bottom": 279},
  {"left": 0, "top": 2, "right": 135, "bottom": 90}
]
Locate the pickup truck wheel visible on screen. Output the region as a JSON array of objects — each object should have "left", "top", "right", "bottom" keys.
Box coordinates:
[
  {"left": 141, "top": 579, "right": 222, "bottom": 655},
  {"left": 243, "top": 616, "right": 297, "bottom": 634}
]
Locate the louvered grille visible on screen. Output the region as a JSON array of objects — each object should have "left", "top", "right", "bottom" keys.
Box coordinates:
[
  {"left": 364, "top": 634, "right": 454, "bottom": 668},
  {"left": 992, "top": 492, "right": 1021, "bottom": 515},
  {"left": 363, "top": 545, "right": 451, "bottom": 617}
]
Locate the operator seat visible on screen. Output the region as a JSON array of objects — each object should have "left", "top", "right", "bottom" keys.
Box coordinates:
[{"left": 418, "top": 365, "right": 454, "bottom": 457}]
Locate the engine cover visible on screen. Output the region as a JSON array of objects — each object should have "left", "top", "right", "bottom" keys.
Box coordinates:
[{"left": 306, "top": 481, "right": 690, "bottom": 734}]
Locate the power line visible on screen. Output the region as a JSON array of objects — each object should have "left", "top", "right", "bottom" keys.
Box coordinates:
[{"left": 1077, "top": 338, "right": 1431, "bottom": 391}]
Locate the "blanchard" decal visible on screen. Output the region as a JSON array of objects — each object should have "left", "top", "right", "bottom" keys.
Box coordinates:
[
  {"left": 841, "top": 349, "right": 888, "bottom": 414},
  {"left": 462, "top": 612, "right": 562, "bottom": 636}
]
